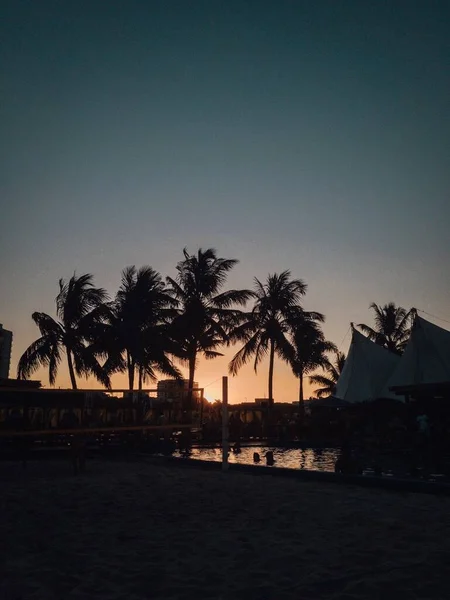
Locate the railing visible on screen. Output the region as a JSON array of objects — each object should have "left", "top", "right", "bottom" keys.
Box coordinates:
[{"left": 0, "top": 424, "right": 194, "bottom": 437}]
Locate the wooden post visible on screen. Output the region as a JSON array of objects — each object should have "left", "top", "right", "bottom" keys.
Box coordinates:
[{"left": 222, "top": 376, "right": 229, "bottom": 471}]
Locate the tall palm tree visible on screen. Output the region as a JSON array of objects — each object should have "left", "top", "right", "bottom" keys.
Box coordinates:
[
  {"left": 17, "top": 273, "right": 110, "bottom": 389},
  {"left": 229, "top": 271, "right": 307, "bottom": 405},
  {"left": 357, "top": 302, "right": 413, "bottom": 355},
  {"left": 309, "top": 350, "right": 346, "bottom": 398},
  {"left": 288, "top": 312, "right": 337, "bottom": 407},
  {"left": 95, "top": 266, "right": 182, "bottom": 391},
  {"left": 167, "top": 248, "right": 251, "bottom": 409}
]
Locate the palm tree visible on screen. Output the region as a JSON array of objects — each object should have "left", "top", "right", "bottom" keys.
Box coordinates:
[
  {"left": 17, "top": 273, "right": 110, "bottom": 389},
  {"left": 95, "top": 266, "right": 182, "bottom": 391},
  {"left": 288, "top": 312, "right": 337, "bottom": 407},
  {"left": 167, "top": 248, "right": 251, "bottom": 409},
  {"left": 357, "top": 302, "right": 413, "bottom": 355},
  {"left": 309, "top": 350, "right": 346, "bottom": 398},
  {"left": 229, "top": 271, "right": 307, "bottom": 405}
]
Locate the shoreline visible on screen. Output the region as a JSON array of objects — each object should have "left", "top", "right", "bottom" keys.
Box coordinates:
[
  {"left": 3, "top": 447, "right": 450, "bottom": 495},
  {"left": 144, "top": 454, "right": 450, "bottom": 496}
]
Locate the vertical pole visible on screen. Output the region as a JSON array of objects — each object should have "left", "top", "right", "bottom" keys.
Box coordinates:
[
  {"left": 222, "top": 376, "right": 229, "bottom": 471},
  {"left": 200, "top": 391, "right": 204, "bottom": 426}
]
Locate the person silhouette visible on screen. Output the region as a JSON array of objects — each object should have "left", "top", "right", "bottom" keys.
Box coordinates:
[{"left": 265, "top": 451, "right": 275, "bottom": 466}]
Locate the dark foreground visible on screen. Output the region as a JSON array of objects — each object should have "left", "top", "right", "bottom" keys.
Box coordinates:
[{"left": 1, "top": 459, "right": 449, "bottom": 599}]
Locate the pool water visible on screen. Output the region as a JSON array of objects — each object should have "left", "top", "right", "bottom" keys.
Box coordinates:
[
  {"left": 180, "top": 446, "right": 340, "bottom": 472},
  {"left": 174, "top": 446, "right": 450, "bottom": 480}
]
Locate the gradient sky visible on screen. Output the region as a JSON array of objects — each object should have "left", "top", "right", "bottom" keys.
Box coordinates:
[{"left": 1, "top": 0, "right": 449, "bottom": 403}]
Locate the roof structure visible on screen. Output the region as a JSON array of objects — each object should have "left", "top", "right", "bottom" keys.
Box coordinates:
[
  {"left": 334, "top": 327, "right": 400, "bottom": 403},
  {"left": 385, "top": 315, "right": 450, "bottom": 392}
]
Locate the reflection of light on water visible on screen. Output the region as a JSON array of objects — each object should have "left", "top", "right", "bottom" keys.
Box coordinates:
[{"left": 185, "top": 446, "right": 339, "bottom": 472}]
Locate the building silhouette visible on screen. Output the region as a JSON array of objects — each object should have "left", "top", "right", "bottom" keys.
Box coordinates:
[
  {"left": 157, "top": 379, "right": 199, "bottom": 403},
  {"left": 0, "top": 324, "right": 12, "bottom": 379}
]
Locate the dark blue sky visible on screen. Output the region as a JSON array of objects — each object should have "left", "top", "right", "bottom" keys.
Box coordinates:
[{"left": 1, "top": 0, "right": 449, "bottom": 400}]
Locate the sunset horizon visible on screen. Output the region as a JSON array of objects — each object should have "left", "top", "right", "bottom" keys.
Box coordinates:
[{"left": 4, "top": 253, "right": 449, "bottom": 404}]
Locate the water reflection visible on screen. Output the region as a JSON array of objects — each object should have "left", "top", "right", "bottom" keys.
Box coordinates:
[{"left": 184, "top": 446, "right": 339, "bottom": 472}]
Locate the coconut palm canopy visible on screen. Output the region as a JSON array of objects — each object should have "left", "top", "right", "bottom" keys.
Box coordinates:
[
  {"left": 357, "top": 302, "right": 413, "bottom": 355},
  {"left": 288, "top": 311, "right": 337, "bottom": 404},
  {"left": 92, "top": 265, "right": 182, "bottom": 391},
  {"left": 17, "top": 257, "right": 426, "bottom": 403},
  {"left": 229, "top": 271, "right": 307, "bottom": 404},
  {"left": 167, "top": 248, "right": 251, "bottom": 407},
  {"left": 17, "top": 273, "right": 110, "bottom": 389},
  {"left": 309, "top": 350, "right": 346, "bottom": 398}
]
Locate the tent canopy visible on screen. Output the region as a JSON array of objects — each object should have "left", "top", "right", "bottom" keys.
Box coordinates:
[
  {"left": 335, "top": 328, "right": 400, "bottom": 404},
  {"left": 385, "top": 315, "right": 450, "bottom": 392}
]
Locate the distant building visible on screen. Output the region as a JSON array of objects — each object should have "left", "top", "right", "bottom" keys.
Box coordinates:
[
  {"left": 292, "top": 398, "right": 315, "bottom": 406},
  {"left": 0, "top": 377, "right": 41, "bottom": 390},
  {"left": 255, "top": 398, "right": 271, "bottom": 407},
  {"left": 0, "top": 324, "right": 13, "bottom": 379},
  {"left": 157, "top": 379, "right": 200, "bottom": 403}
]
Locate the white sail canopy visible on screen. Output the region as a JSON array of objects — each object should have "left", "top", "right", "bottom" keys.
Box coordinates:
[
  {"left": 335, "top": 328, "right": 400, "bottom": 403},
  {"left": 384, "top": 315, "right": 450, "bottom": 391}
]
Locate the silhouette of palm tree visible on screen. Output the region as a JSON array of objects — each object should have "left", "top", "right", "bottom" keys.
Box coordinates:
[
  {"left": 229, "top": 271, "right": 307, "bottom": 405},
  {"left": 288, "top": 312, "right": 337, "bottom": 407},
  {"left": 94, "top": 266, "right": 181, "bottom": 391},
  {"left": 17, "top": 273, "right": 110, "bottom": 389},
  {"left": 167, "top": 248, "right": 250, "bottom": 410},
  {"left": 357, "top": 302, "right": 413, "bottom": 355},
  {"left": 309, "top": 350, "right": 346, "bottom": 398}
]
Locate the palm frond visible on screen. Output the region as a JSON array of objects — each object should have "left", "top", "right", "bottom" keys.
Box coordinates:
[
  {"left": 228, "top": 316, "right": 257, "bottom": 343},
  {"left": 252, "top": 277, "right": 267, "bottom": 299},
  {"left": 252, "top": 336, "right": 269, "bottom": 372},
  {"left": 31, "top": 312, "right": 63, "bottom": 338},
  {"left": 229, "top": 331, "right": 262, "bottom": 375},
  {"left": 72, "top": 343, "right": 111, "bottom": 388},
  {"left": 57, "top": 273, "right": 108, "bottom": 326},
  {"left": 302, "top": 310, "right": 326, "bottom": 323},
  {"left": 17, "top": 336, "right": 59, "bottom": 382},
  {"left": 102, "top": 352, "right": 127, "bottom": 377},
  {"left": 203, "top": 350, "right": 224, "bottom": 360},
  {"left": 309, "top": 373, "right": 336, "bottom": 397},
  {"left": 335, "top": 351, "right": 346, "bottom": 375},
  {"left": 357, "top": 323, "right": 379, "bottom": 340},
  {"left": 309, "top": 374, "right": 335, "bottom": 387},
  {"left": 166, "top": 276, "right": 188, "bottom": 303},
  {"left": 359, "top": 302, "right": 413, "bottom": 354},
  {"left": 212, "top": 289, "right": 253, "bottom": 309},
  {"left": 152, "top": 357, "right": 184, "bottom": 381}
]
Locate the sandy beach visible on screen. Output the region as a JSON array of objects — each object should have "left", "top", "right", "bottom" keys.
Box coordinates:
[{"left": 1, "top": 459, "right": 449, "bottom": 600}]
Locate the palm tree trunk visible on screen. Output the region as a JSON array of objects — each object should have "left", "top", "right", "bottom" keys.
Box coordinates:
[
  {"left": 265, "top": 339, "right": 275, "bottom": 437},
  {"left": 127, "top": 351, "right": 135, "bottom": 391},
  {"left": 136, "top": 364, "right": 144, "bottom": 422},
  {"left": 299, "top": 373, "right": 305, "bottom": 405},
  {"left": 138, "top": 365, "right": 143, "bottom": 391},
  {"left": 187, "top": 351, "right": 196, "bottom": 412},
  {"left": 67, "top": 349, "right": 77, "bottom": 390},
  {"left": 268, "top": 339, "right": 275, "bottom": 405},
  {"left": 298, "top": 370, "right": 305, "bottom": 421}
]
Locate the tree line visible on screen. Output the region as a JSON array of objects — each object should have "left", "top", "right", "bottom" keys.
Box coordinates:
[{"left": 17, "top": 248, "right": 414, "bottom": 406}]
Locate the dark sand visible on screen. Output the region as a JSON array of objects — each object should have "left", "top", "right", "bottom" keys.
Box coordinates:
[{"left": 1, "top": 459, "right": 449, "bottom": 599}]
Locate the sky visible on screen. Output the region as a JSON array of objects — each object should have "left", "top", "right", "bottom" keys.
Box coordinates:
[{"left": 1, "top": 0, "right": 449, "bottom": 403}]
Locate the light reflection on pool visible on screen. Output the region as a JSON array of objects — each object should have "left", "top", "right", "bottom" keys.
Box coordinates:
[{"left": 180, "top": 446, "right": 340, "bottom": 472}]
